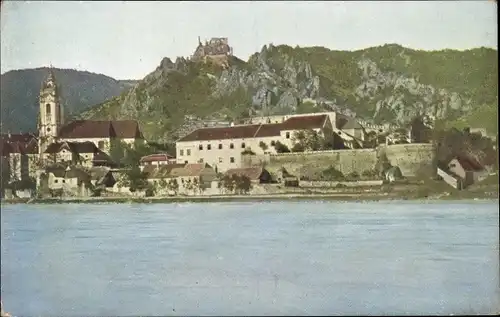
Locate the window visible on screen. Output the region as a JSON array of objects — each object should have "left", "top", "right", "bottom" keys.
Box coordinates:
[
  {"left": 219, "top": 157, "right": 223, "bottom": 163},
  {"left": 198, "top": 158, "right": 204, "bottom": 163},
  {"left": 62, "top": 179, "right": 66, "bottom": 183},
  {"left": 98, "top": 141, "right": 105, "bottom": 149},
  {"left": 47, "top": 128, "right": 51, "bottom": 132},
  {"left": 184, "top": 160, "right": 188, "bottom": 164},
  {"left": 286, "top": 132, "right": 290, "bottom": 139},
  {"left": 218, "top": 144, "right": 223, "bottom": 150},
  {"left": 181, "top": 178, "right": 184, "bottom": 183},
  {"left": 199, "top": 144, "right": 203, "bottom": 150},
  {"left": 230, "top": 157, "right": 235, "bottom": 163},
  {"left": 207, "top": 144, "right": 212, "bottom": 150},
  {"left": 180, "top": 149, "right": 184, "bottom": 156},
  {"left": 271, "top": 140, "right": 276, "bottom": 146},
  {"left": 187, "top": 149, "right": 191, "bottom": 156},
  {"left": 241, "top": 142, "right": 246, "bottom": 149},
  {"left": 54, "top": 179, "right": 58, "bottom": 183},
  {"left": 230, "top": 143, "right": 234, "bottom": 149},
  {"left": 46, "top": 104, "right": 51, "bottom": 116}
]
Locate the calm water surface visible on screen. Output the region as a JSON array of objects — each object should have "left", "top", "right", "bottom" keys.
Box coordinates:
[{"left": 1, "top": 200, "right": 499, "bottom": 316}]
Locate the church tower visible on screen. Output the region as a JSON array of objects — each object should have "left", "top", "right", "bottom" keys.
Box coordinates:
[{"left": 38, "top": 69, "right": 63, "bottom": 154}]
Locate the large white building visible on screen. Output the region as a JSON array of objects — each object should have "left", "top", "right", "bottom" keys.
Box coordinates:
[{"left": 176, "top": 114, "right": 339, "bottom": 172}]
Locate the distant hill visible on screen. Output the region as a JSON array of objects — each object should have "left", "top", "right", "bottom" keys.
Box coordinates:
[
  {"left": 0, "top": 67, "right": 138, "bottom": 133},
  {"left": 79, "top": 44, "right": 497, "bottom": 142}
]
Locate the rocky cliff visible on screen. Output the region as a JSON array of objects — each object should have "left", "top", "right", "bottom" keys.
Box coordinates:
[{"left": 79, "top": 44, "right": 498, "bottom": 142}]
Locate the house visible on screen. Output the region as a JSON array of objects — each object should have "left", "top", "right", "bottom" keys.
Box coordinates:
[
  {"left": 224, "top": 167, "right": 273, "bottom": 184},
  {"left": 336, "top": 114, "right": 365, "bottom": 142},
  {"left": 89, "top": 167, "right": 116, "bottom": 188},
  {"left": 1, "top": 134, "right": 40, "bottom": 181},
  {"left": 176, "top": 114, "right": 334, "bottom": 172},
  {"left": 139, "top": 153, "right": 176, "bottom": 169},
  {"left": 447, "top": 156, "right": 486, "bottom": 188},
  {"left": 43, "top": 141, "right": 103, "bottom": 167},
  {"left": 145, "top": 163, "right": 217, "bottom": 195},
  {"left": 56, "top": 120, "right": 144, "bottom": 154},
  {"left": 42, "top": 164, "right": 92, "bottom": 196}
]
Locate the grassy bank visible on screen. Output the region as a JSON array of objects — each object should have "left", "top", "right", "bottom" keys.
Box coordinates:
[{"left": 1, "top": 186, "right": 498, "bottom": 205}]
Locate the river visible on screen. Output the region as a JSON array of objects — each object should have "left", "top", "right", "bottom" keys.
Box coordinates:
[{"left": 1, "top": 200, "right": 499, "bottom": 316}]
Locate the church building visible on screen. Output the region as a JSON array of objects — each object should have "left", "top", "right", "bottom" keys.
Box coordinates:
[{"left": 1, "top": 70, "right": 144, "bottom": 186}]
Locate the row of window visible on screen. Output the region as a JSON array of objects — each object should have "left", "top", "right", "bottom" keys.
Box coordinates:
[
  {"left": 198, "top": 142, "right": 245, "bottom": 151},
  {"left": 179, "top": 139, "right": 289, "bottom": 156}
]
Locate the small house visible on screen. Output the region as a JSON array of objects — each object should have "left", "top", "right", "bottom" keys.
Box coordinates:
[
  {"left": 224, "top": 167, "right": 273, "bottom": 184},
  {"left": 447, "top": 156, "right": 485, "bottom": 187},
  {"left": 140, "top": 153, "right": 176, "bottom": 169}
]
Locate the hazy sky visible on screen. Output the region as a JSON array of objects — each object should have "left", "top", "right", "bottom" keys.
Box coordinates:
[{"left": 1, "top": 1, "right": 497, "bottom": 80}]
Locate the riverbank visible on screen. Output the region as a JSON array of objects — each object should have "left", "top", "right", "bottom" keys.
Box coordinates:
[
  {"left": 2, "top": 177, "right": 498, "bottom": 205},
  {"left": 1, "top": 189, "right": 498, "bottom": 205}
]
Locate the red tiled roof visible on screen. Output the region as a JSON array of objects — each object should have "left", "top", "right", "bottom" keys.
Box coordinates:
[
  {"left": 254, "top": 124, "right": 282, "bottom": 138},
  {"left": 179, "top": 125, "right": 262, "bottom": 142},
  {"left": 58, "top": 120, "right": 142, "bottom": 139},
  {"left": 0, "top": 141, "right": 10, "bottom": 157},
  {"left": 45, "top": 141, "right": 99, "bottom": 154},
  {"left": 140, "top": 153, "right": 174, "bottom": 163},
  {"left": 170, "top": 163, "right": 208, "bottom": 177},
  {"left": 145, "top": 163, "right": 187, "bottom": 179},
  {"left": 68, "top": 141, "right": 99, "bottom": 154},
  {"left": 455, "top": 156, "right": 483, "bottom": 171},
  {"left": 58, "top": 120, "right": 114, "bottom": 138},
  {"left": 281, "top": 114, "right": 328, "bottom": 131},
  {"left": 225, "top": 167, "right": 264, "bottom": 180},
  {"left": 178, "top": 115, "right": 328, "bottom": 142},
  {"left": 24, "top": 139, "right": 39, "bottom": 154},
  {"left": 44, "top": 142, "right": 67, "bottom": 154},
  {"left": 112, "top": 120, "right": 143, "bottom": 139}
]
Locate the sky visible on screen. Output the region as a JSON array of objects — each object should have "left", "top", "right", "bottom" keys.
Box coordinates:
[{"left": 0, "top": 1, "right": 497, "bottom": 80}]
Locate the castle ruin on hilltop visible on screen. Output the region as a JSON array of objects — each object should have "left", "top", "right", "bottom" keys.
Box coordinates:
[{"left": 192, "top": 37, "right": 233, "bottom": 63}]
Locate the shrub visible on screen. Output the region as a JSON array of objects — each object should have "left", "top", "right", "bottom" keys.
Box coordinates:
[
  {"left": 259, "top": 141, "right": 268, "bottom": 151},
  {"left": 362, "top": 170, "right": 377, "bottom": 179},
  {"left": 241, "top": 149, "right": 256, "bottom": 155},
  {"left": 274, "top": 141, "right": 291, "bottom": 153},
  {"left": 321, "top": 166, "right": 344, "bottom": 181},
  {"left": 291, "top": 143, "right": 305, "bottom": 152},
  {"left": 347, "top": 171, "right": 359, "bottom": 180}
]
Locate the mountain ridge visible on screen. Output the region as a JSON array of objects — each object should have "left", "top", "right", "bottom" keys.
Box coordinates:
[{"left": 79, "top": 43, "right": 497, "bottom": 142}]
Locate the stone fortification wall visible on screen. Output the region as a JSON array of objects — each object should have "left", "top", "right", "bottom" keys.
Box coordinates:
[
  {"left": 264, "top": 149, "right": 378, "bottom": 178},
  {"left": 378, "top": 143, "right": 437, "bottom": 178},
  {"left": 247, "top": 143, "right": 436, "bottom": 179}
]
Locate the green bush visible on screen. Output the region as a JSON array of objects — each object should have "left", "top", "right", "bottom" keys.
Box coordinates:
[{"left": 274, "top": 141, "right": 291, "bottom": 153}]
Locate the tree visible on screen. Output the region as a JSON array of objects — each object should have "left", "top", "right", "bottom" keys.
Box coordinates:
[
  {"left": 167, "top": 178, "right": 179, "bottom": 195},
  {"left": 259, "top": 141, "right": 268, "bottom": 151},
  {"left": 158, "top": 178, "right": 168, "bottom": 190},
  {"left": 126, "top": 166, "right": 149, "bottom": 192},
  {"left": 347, "top": 171, "right": 359, "bottom": 180},
  {"left": 274, "top": 141, "right": 291, "bottom": 153},
  {"left": 364, "top": 131, "right": 379, "bottom": 148},
  {"left": 235, "top": 175, "right": 252, "bottom": 194},
  {"left": 222, "top": 174, "right": 235, "bottom": 193},
  {"left": 304, "top": 129, "right": 322, "bottom": 151},
  {"left": 321, "top": 166, "right": 344, "bottom": 181},
  {"left": 291, "top": 142, "right": 305, "bottom": 152}
]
